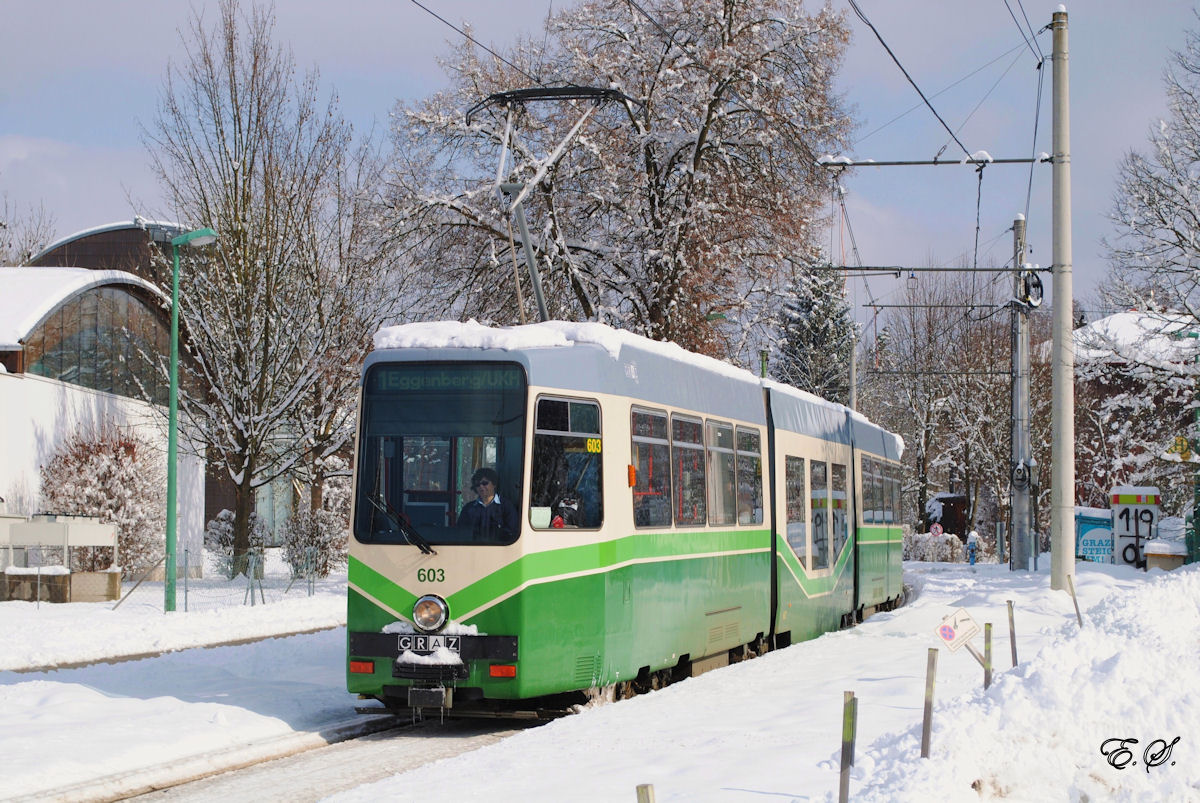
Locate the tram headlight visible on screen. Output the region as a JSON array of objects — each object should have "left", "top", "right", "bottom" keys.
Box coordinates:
[{"left": 413, "top": 594, "right": 449, "bottom": 633}]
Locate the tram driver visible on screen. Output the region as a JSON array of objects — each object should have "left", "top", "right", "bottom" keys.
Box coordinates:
[{"left": 458, "top": 467, "right": 520, "bottom": 538}]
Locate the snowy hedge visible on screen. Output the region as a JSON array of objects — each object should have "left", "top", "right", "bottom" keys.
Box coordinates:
[{"left": 904, "top": 531, "right": 967, "bottom": 562}]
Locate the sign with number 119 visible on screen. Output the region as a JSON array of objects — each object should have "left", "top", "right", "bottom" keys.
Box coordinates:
[{"left": 1110, "top": 485, "right": 1159, "bottom": 569}]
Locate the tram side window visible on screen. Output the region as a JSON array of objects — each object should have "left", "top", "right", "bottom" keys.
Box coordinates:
[
  {"left": 831, "top": 463, "right": 848, "bottom": 558},
  {"left": 785, "top": 456, "right": 807, "bottom": 566},
  {"left": 706, "top": 421, "right": 736, "bottom": 526},
  {"left": 736, "top": 427, "right": 763, "bottom": 525},
  {"left": 861, "top": 456, "right": 876, "bottom": 525},
  {"left": 888, "top": 462, "right": 902, "bottom": 525},
  {"left": 811, "top": 459, "right": 831, "bottom": 570},
  {"left": 672, "top": 415, "right": 706, "bottom": 525},
  {"left": 872, "top": 459, "right": 886, "bottom": 527},
  {"left": 632, "top": 409, "right": 671, "bottom": 527},
  {"left": 880, "top": 462, "right": 891, "bottom": 524},
  {"left": 530, "top": 397, "right": 603, "bottom": 529}
]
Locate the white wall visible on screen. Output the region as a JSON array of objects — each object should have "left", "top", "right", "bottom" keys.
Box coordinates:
[{"left": 0, "top": 372, "right": 203, "bottom": 558}]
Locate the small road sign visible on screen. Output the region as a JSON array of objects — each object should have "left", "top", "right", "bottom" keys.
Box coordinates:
[
  {"left": 935, "top": 608, "right": 980, "bottom": 652},
  {"left": 930, "top": 522, "right": 944, "bottom": 537}
]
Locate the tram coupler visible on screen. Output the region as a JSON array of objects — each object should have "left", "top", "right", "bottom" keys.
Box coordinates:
[{"left": 408, "top": 685, "right": 452, "bottom": 709}]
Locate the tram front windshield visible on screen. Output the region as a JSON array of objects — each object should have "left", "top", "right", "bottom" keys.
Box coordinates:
[{"left": 354, "top": 362, "right": 526, "bottom": 546}]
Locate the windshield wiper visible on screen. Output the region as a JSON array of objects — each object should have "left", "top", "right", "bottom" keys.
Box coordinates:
[
  {"left": 369, "top": 440, "right": 437, "bottom": 555},
  {"left": 367, "top": 493, "right": 437, "bottom": 555}
]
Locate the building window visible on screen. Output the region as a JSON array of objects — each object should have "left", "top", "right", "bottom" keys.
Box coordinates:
[{"left": 24, "top": 286, "right": 169, "bottom": 405}]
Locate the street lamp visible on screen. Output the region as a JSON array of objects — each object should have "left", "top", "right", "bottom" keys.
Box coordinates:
[{"left": 165, "top": 226, "right": 217, "bottom": 612}]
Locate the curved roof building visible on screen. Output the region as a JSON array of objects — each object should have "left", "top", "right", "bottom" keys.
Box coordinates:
[
  {"left": 0, "top": 267, "right": 171, "bottom": 404},
  {"left": 28, "top": 219, "right": 185, "bottom": 288}
]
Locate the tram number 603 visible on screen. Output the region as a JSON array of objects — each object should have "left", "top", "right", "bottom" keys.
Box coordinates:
[{"left": 416, "top": 568, "right": 445, "bottom": 582}]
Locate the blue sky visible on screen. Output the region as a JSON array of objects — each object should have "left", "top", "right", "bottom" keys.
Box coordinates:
[{"left": 2, "top": 1, "right": 1195, "bottom": 317}]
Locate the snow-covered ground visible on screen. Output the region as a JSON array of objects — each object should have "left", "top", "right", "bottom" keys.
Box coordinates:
[{"left": 2, "top": 555, "right": 1197, "bottom": 801}]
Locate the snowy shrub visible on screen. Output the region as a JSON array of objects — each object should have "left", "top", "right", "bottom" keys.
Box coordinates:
[
  {"left": 39, "top": 426, "right": 165, "bottom": 578},
  {"left": 279, "top": 462, "right": 351, "bottom": 578},
  {"left": 319, "top": 455, "right": 352, "bottom": 522},
  {"left": 903, "top": 531, "right": 967, "bottom": 562},
  {"left": 279, "top": 508, "right": 348, "bottom": 578},
  {"left": 204, "top": 509, "right": 267, "bottom": 579}
]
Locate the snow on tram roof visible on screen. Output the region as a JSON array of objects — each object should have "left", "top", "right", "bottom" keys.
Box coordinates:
[
  {"left": 374, "top": 319, "right": 754, "bottom": 382},
  {"left": 374, "top": 319, "right": 904, "bottom": 456}
]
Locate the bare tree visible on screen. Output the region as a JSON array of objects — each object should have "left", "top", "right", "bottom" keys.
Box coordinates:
[
  {"left": 0, "top": 193, "right": 56, "bottom": 265},
  {"left": 145, "top": 0, "right": 395, "bottom": 569},
  {"left": 289, "top": 139, "right": 399, "bottom": 513},
  {"left": 859, "top": 266, "right": 1014, "bottom": 533},
  {"left": 380, "top": 0, "right": 850, "bottom": 360}
]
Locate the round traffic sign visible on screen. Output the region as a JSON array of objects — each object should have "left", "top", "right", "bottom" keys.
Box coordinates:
[{"left": 930, "top": 522, "right": 944, "bottom": 536}]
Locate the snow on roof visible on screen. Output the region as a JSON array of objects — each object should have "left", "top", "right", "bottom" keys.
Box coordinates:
[
  {"left": 1072, "top": 311, "right": 1198, "bottom": 366},
  {"left": 0, "top": 267, "right": 167, "bottom": 349},
  {"left": 29, "top": 218, "right": 185, "bottom": 263}
]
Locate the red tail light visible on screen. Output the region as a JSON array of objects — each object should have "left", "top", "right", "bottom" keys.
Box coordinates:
[
  {"left": 489, "top": 664, "right": 517, "bottom": 678},
  {"left": 349, "top": 660, "right": 375, "bottom": 674}
]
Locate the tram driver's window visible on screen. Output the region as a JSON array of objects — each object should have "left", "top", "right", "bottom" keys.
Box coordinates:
[{"left": 530, "top": 397, "right": 604, "bottom": 529}]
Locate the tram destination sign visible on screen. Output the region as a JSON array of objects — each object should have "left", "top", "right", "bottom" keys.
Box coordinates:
[{"left": 371, "top": 364, "right": 523, "bottom": 393}]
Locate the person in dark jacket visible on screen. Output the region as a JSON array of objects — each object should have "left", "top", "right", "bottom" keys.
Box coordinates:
[{"left": 458, "top": 467, "right": 519, "bottom": 538}]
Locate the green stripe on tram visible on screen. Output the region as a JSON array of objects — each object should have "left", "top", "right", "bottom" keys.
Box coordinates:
[
  {"left": 348, "top": 556, "right": 418, "bottom": 616},
  {"left": 352, "top": 527, "right": 771, "bottom": 622},
  {"left": 453, "top": 527, "right": 769, "bottom": 615}
]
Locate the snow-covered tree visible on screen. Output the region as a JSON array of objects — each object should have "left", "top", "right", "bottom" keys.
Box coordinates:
[
  {"left": 381, "top": 0, "right": 851, "bottom": 360},
  {"left": 1072, "top": 312, "right": 1196, "bottom": 511},
  {"left": 1094, "top": 20, "right": 1200, "bottom": 514},
  {"left": 1107, "top": 21, "right": 1200, "bottom": 322},
  {"left": 145, "top": 0, "right": 399, "bottom": 571},
  {"left": 39, "top": 426, "right": 165, "bottom": 578},
  {"left": 774, "top": 268, "right": 855, "bottom": 405}
]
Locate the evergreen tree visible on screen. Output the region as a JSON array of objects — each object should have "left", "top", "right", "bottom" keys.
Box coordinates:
[{"left": 774, "top": 269, "right": 855, "bottom": 405}]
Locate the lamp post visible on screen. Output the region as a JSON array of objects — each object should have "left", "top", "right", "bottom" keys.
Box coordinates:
[{"left": 166, "top": 227, "right": 217, "bottom": 612}]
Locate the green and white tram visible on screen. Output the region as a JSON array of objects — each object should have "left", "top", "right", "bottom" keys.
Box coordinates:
[{"left": 347, "top": 321, "right": 903, "bottom": 715}]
